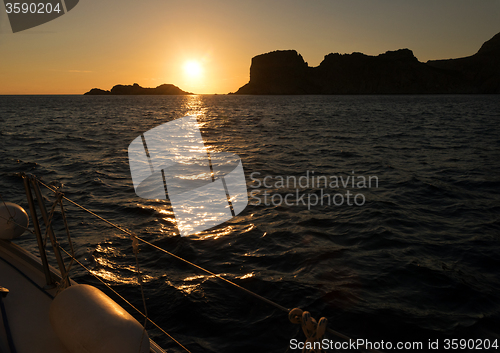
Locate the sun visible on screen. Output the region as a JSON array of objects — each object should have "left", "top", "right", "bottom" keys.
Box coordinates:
[{"left": 183, "top": 60, "right": 202, "bottom": 77}]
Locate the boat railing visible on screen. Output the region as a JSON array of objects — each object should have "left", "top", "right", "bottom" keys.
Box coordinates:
[
  {"left": 11, "top": 173, "right": 382, "bottom": 353},
  {"left": 21, "top": 173, "right": 65, "bottom": 287}
]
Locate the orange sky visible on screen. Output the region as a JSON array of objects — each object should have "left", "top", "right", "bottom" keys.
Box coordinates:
[{"left": 0, "top": 0, "right": 499, "bottom": 94}]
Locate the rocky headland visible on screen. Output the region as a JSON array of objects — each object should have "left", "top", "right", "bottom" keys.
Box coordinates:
[{"left": 233, "top": 32, "right": 500, "bottom": 94}]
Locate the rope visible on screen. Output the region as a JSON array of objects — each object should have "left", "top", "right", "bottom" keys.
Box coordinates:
[
  {"left": 289, "top": 308, "right": 327, "bottom": 353},
  {"left": 135, "top": 237, "right": 381, "bottom": 352}
]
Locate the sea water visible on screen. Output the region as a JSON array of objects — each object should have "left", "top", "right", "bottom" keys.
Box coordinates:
[{"left": 0, "top": 95, "right": 499, "bottom": 352}]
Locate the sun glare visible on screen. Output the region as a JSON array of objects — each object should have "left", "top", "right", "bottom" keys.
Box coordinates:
[{"left": 184, "top": 60, "right": 202, "bottom": 77}]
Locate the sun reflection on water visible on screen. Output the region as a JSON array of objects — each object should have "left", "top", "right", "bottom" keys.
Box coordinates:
[
  {"left": 130, "top": 97, "right": 251, "bottom": 240},
  {"left": 182, "top": 95, "right": 206, "bottom": 117},
  {"left": 90, "top": 242, "right": 157, "bottom": 285},
  {"left": 239, "top": 273, "right": 254, "bottom": 280}
]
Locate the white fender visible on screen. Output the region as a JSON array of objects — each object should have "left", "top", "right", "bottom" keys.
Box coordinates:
[
  {"left": 0, "top": 202, "right": 29, "bottom": 240},
  {"left": 49, "top": 284, "right": 150, "bottom": 353}
]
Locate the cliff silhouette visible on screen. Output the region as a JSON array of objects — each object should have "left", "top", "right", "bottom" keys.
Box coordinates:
[
  {"left": 233, "top": 32, "right": 500, "bottom": 94},
  {"left": 84, "top": 83, "right": 193, "bottom": 95}
]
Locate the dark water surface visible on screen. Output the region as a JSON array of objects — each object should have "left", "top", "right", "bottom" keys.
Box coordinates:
[{"left": 1, "top": 95, "right": 499, "bottom": 352}]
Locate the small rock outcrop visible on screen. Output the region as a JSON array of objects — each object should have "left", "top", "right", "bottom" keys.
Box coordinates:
[{"left": 84, "top": 83, "right": 193, "bottom": 95}]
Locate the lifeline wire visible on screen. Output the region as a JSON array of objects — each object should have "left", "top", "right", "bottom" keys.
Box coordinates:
[
  {"left": 0, "top": 194, "right": 14, "bottom": 219},
  {"left": 58, "top": 246, "right": 191, "bottom": 353},
  {"left": 37, "top": 179, "right": 381, "bottom": 353}
]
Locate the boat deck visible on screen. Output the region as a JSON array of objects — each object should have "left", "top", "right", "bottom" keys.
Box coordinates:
[
  {"left": 0, "top": 239, "right": 69, "bottom": 353},
  {"left": 0, "top": 240, "right": 167, "bottom": 353}
]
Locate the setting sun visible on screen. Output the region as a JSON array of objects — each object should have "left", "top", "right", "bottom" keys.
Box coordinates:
[{"left": 183, "top": 60, "right": 203, "bottom": 78}]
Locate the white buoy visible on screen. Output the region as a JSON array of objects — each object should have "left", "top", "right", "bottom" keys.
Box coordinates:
[
  {"left": 50, "top": 284, "right": 150, "bottom": 353},
  {"left": 0, "top": 202, "right": 29, "bottom": 240}
]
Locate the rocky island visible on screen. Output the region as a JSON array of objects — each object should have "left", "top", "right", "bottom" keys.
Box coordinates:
[
  {"left": 233, "top": 32, "right": 500, "bottom": 94},
  {"left": 84, "top": 83, "right": 193, "bottom": 95}
]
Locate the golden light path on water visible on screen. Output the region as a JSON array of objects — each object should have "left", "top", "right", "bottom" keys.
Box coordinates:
[
  {"left": 90, "top": 244, "right": 155, "bottom": 285},
  {"left": 170, "top": 271, "right": 256, "bottom": 297},
  {"left": 91, "top": 95, "right": 257, "bottom": 290},
  {"left": 146, "top": 94, "right": 254, "bottom": 240}
]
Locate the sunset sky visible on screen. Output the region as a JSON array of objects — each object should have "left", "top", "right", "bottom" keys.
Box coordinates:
[{"left": 0, "top": 0, "right": 499, "bottom": 94}]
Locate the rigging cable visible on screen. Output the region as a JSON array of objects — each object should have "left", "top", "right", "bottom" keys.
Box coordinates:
[
  {"left": 36, "top": 178, "right": 382, "bottom": 353},
  {"left": 58, "top": 246, "right": 191, "bottom": 353}
]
